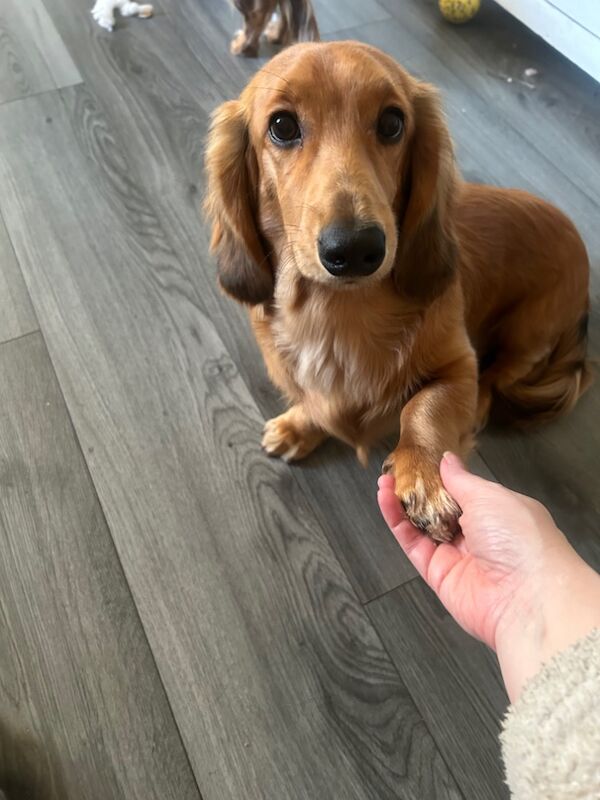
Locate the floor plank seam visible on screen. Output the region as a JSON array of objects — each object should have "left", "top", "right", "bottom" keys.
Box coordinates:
[
  {"left": 361, "top": 577, "right": 413, "bottom": 605},
  {"left": 0, "top": 207, "right": 40, "bottom": 338},
  {"left": 0, "top": 82, "right": 83, "bottom": 110},
  {"left": 0, "top": 328, "right": 42, "bottom": 350}
]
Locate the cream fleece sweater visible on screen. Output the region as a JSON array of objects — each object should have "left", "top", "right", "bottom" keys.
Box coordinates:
[{"left": 501, "top": 628, "right": 600, "bottom": 799}]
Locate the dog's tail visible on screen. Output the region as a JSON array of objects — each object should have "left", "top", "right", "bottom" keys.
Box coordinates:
[
  {"left": 497, "top": 314, "right": 593, "bottom": 425},
  {"left": 279, "top": 0, "right": 320, "bottom": 42}
]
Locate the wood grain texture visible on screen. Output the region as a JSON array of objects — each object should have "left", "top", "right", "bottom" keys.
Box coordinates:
[
  {"left": 0, "top": 89, "right": 463, "bottom": 800},
  {"left": 0, "top": 0, "right": 80, "bottom": 104},
  {"left": 368, "top": 579, "right": 510, "bottom": 800},
  {"left": 0, "top": 212, "right": 37, "bottom": 342},
  {"left": 38, "top": 0, "right": 416, "bottom": 600},
  {"left": 0, "top": 333, "right": 202, "bottom": 800}
]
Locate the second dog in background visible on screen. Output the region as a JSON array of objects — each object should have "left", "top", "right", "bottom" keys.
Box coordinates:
[{"left": 230, "top": 0, "right": 319, "bottom": 57}]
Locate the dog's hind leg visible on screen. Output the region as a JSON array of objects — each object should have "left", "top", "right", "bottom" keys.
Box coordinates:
[{"left": 477, "top": 311, "right": 591, "bottom": 429}]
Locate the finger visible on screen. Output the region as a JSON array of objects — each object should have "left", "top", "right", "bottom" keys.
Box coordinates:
[
  {"left": 377, "top": 488, "right": 437, "bottom": 579},
  {"left": 377, "top": 486, "right": 406, "bottom": 529},
  {"left": 426, "top": 542, "right": 464, "bottom": 595},
  {"left": 452, "top": 531, "right": 468, "bottom": 555},
  {"left": 377, "top": 474, "right": 395, "bottom": 491},
  {"left": 440, "top": 451, "right": 492, "bottom": 507}
]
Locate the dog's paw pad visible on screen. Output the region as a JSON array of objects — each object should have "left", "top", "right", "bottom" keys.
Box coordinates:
[
  {"left": 401, "top": 486, "right": 461, "bottom": 543},
  {"left": 384, "top": 448, "right": 461, "bottom": 542}
]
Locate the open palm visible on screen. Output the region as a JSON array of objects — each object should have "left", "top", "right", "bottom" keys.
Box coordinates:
[{"left": 378, "top": 452, "right": 564, "bottom": 649}]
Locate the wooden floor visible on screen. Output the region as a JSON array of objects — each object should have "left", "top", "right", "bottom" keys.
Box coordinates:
[{"left": 0, "top": 0, "right": 598, "bottom": 797}]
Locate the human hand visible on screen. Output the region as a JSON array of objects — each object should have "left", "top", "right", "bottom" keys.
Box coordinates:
[{"left": 377, "top": 452, "right": 600, "bottom": 700}]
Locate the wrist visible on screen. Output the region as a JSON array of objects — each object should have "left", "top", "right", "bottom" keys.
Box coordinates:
[{"left": 495, "top": 543, "right": 600, "bottom": 703}]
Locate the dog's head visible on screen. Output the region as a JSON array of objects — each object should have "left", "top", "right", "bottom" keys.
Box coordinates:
[{"left": 204, "top": 42, "right": 458, "bottom": 305}]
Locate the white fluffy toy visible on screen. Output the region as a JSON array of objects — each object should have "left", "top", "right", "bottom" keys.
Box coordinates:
[{"left": 91, "top": 1, "right": 154, "bottom": 32}]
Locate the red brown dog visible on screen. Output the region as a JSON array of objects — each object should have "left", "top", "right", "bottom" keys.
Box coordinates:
[{"left": 205, "top": 42, "right": 591, "bottom": 540}]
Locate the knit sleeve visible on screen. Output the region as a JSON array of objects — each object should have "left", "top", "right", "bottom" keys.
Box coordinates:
[{"left": 500, "top": 628, "right": 600, "bottom": 799}]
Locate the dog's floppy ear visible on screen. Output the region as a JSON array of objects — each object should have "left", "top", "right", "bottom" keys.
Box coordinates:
[
  {"left": 393, "top": 84, "right": 458, "bottom": 303},
  {"left": 204, "top": 100, "right": 273, "bottom": 305}
]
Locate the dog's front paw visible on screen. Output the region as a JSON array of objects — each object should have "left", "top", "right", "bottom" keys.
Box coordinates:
[
  {"left": 264, "top": 13, "right": 284, "bottom": 43},
  {"left": 230, "top": 30, "right": 258, "bottom": 57},
  {"left": 383, "top": 447, "right": 461, "bottom": 542},
  {"left": 262, "top": 411, "right": 325, "bottom": 462}
]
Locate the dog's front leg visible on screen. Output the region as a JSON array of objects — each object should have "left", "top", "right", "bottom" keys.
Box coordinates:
[
  {"left": 383, "top": 352, "right": 478, "bottom": 542},
  {"left": 230, "top": 0, "right": 277, "bottom": 56}
]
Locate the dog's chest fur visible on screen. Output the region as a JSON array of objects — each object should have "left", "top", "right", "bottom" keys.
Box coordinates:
[{"left": 272, "top": 286, "right": 421, "bottom": 423}]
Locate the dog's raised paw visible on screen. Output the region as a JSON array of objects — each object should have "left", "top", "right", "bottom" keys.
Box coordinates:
[
  {"left": 400, "top": 485, "right": 461, "bottom": 542},
  {"left": 383, "top": 448, "right": 461, "bottom": 542}
]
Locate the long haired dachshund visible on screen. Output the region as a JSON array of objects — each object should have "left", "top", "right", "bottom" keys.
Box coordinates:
[
  {"left": 230, "top": 0, "right": 319, "bottom": 57},
  {"left": 204, "top": 42, "right": 591, "bottom": 541}
]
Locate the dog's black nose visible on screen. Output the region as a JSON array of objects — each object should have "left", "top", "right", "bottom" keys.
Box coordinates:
[{"left": 318, "top": 224, "right": 386, "bottom": 277}]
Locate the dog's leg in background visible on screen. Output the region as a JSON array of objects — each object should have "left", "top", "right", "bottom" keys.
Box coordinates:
[
  {"left": 230, "top": 0, "right": 277, "bottom": 56},
  {"left": 277, "top": 0, "right": 320, "bottom": 44},
  {"left": 264, "top": 11, "right": 287, "bottom": 44},
  {"left": 230, "top": 0, "right": 319, "bottom": 56},
  {"left": 383, "top": 351, "right": 478, "bottom": 542}
]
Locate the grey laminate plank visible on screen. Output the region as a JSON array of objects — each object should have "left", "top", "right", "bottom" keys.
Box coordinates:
[
  {"left": 0, "top": 0, "right": 80, "bottom": 104},
  {"left": 0, "top": 89, "right": 463, "bottom": 800},
  {"left": 368, "top": 579, "right": 509, "bottom": 800},
  {"left": 0, "top": 212, "right": 37, "bottom": 342},
  {"left": 312, "top": 0, "right": 390, "bottom": 36},
  {"left": 0, "top": 332, "right": 202, "bottom": 800},
  {"left": 40, "top": 0, "right": 415, "bottom": 600}
]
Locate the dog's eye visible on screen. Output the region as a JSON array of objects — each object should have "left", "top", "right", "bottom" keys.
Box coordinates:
[
  {"left": 268, "top": 112, "right": 301, "bottom": 146},
  {"left": 377, "top": 107, "right": 404, "bottom": 141}
]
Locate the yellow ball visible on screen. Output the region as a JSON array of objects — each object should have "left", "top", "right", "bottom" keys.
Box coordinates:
[{"left": 439, "top": 0, "right": 480, "bottom": 24}]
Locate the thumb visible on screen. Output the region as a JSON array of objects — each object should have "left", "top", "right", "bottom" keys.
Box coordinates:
[{"left": 440, "top": 451, "right": 491, "bottom": 506}]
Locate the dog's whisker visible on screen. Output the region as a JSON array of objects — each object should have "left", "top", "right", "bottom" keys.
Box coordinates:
[
  {"left": 257, "top": 67, "right": 298, "bottom": 99},
  {"left": 251, "top": 86, "right": 296, "bottom": 98}
]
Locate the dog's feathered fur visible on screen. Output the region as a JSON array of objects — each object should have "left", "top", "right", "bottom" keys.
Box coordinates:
[{"left": 205, "top": 42, "right": 591, "bottom": 540}]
